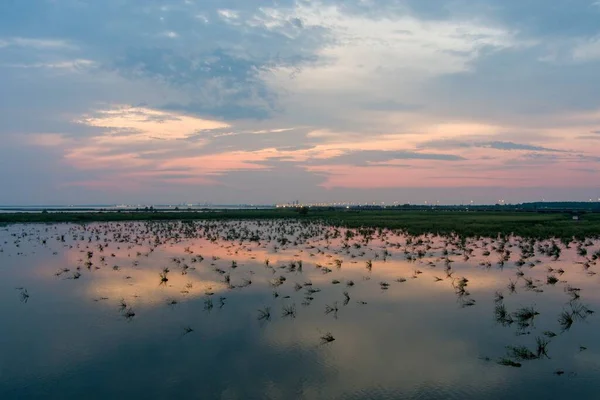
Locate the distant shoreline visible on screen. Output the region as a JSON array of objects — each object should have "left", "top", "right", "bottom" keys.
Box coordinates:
[{"left": 1, "top": 208, "right": 599, "bottom": 238}]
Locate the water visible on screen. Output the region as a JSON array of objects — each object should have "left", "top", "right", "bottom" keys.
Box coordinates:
[{"left": 1, "top": 221, "right": 600, "bottom": 399}]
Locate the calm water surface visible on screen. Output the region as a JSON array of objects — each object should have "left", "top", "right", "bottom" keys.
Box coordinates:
[{"left": 1, "top": 221, "right": 600, "bottom": 399}]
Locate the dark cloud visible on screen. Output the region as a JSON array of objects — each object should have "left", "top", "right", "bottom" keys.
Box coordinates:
[
  {"left": 421, "top": 139, "right": 565, "bottom": 152},
  {"left": 485, "top": 141, "right": 564, "bottom": 152},
  {"left": 0, "top": 0, "right": 329, "bottom": 120},
  {"left": 305, "top": 150, "right": 466, "bottom": 166}
]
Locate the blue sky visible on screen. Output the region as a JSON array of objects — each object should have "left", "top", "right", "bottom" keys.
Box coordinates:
[{"left": 1, "top": 0, "right": 599, "bottom": 205}]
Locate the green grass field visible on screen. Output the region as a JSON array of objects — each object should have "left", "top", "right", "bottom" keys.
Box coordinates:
[{"left": 1, "top": 209, "right": 599, "bottom": 238}]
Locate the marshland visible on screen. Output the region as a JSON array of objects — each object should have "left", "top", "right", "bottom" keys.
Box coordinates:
[{"left": 2, "top": 217, "right": 600, "bottom": 399}]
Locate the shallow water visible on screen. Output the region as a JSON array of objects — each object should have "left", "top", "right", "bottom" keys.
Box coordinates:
[{"left": 1, "top": 221, "right": 600, "bottom": 399}]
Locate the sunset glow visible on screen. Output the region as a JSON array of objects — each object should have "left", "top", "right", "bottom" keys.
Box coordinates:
[{"left": 1, "top": 1, "right": 599, "bottom": 204}]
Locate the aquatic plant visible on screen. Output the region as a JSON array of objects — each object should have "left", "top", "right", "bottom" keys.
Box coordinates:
[
  {"left": 494, "top": 291, "right": 504, "bottom": 303},
  {"left": 506, "top": 345, "right": 537, "bottom": 361},
  {"left": 320, "top": 332, "right": 335, "bottom": 344},
  {"left": 558, "top": 310, "right": 574, "bottom": 331},
  {"left": 17, "top": 287, "right": 29, "bottom": 303},
  {"left": 159, "top": 267, "right": 169, "bottom": 283},
  {"left": 123, "top": 308, "right": 135, "bottom": 320},
  {"left": 257, "top": 307, "right": 271, "bottom": 321},
  {"left": 497, "top": 358, "right": 521, "bottom": 367},
  {"left": 494, "top": 303, "right": 513, "bottom": 325},
  {"left": 282, "top": 304, "right": 296, "bottom": 318},
  {"left": 513, "top": 306, "right": 539, "bottom": 323},
  {"left": 536, "top": 336, "right": 550, "bottom": 359},
  {"left": 325, "top": 302, "right": 339, "bottom": 315},
  {"left": 343, "top": 291, "right": 350, "bottom": 306}
]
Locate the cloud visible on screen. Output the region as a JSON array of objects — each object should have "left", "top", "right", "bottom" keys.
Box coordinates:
[
  {"left": 420, "top": 139, "right": 565, "bottom": 152},
  {"left": 0, "top": 37, "right": 76, "bottom": 50},
  {"left": 76, "top": 105, "right": 229, "bottom": 141},
  {"left": 1, "top": 59, "right": 95, "bottom": 70},
  {"left": 2, "top": 0, "right": 600, "bottom": 204},
  {"left": 305, "top": 150, "right": 466, "bottom": 166},
  {"left": 572, "top": 36, "right": 600, "bottom": 62}
]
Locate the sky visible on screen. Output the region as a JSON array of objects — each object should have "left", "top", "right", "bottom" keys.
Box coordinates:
[{"left": 1, "top": 0, "right": 599, "bottom": 205}]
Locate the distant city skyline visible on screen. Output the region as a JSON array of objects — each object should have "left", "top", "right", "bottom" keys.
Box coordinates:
[{"left": 1, "top": 1, "right": 600, "bottom": 205}]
